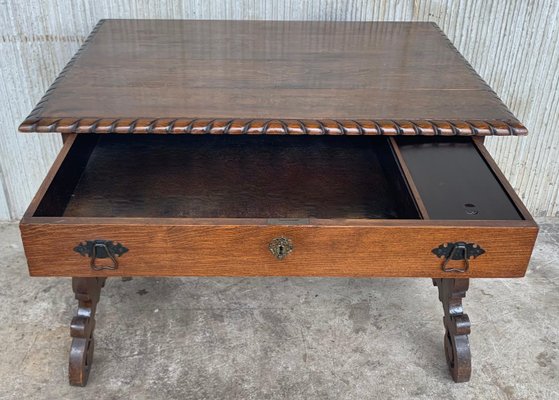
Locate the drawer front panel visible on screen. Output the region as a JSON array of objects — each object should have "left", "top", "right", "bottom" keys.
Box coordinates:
[{"left": 21, "top": 223, "right": 537, "bottom": 278}]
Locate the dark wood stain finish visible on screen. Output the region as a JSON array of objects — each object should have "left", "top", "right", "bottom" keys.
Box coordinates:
[
  {"left": 69, "top": 277, "right": 106, "bottom": 386},
  {"left": 17, "top": 20, "right": 537, "bottom": 385},
  {"left": 433, "top": 278, "right": 471, "bottom": 382},
  {"left": 61, "top": 135, "right": 416, "bottom": 219},
  {"left": 19, "top": 20, "right": 525, "bottom": 136}
]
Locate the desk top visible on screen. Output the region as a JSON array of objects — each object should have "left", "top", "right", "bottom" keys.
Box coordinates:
[{"left": 19, "top": 19, "right": 526, "bottom": 136}]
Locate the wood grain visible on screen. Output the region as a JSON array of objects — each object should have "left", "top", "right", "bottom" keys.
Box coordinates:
[
  {"left": 19, "top": 132, "right": 538, "bottom": 278},
  {"left": 59, "top": 135, "right": 416, "bottom": 219},
  {"left": 20, "top": 221, "right": 537, "bottom": 278},
  {"left": 433, "top": 278, "right": 471, "bottom": 382},
  {"left": 18, "top": 20, "right": 525, "bottom": 136},
  {"left": 69, "top": 277, "right": 105, "bottom": 387},
  {"left": 388, "top": 137, "right": 429, "bottom": 219},
  {"left": 5, "top": 1, "right": 559, "bottom": 221}
]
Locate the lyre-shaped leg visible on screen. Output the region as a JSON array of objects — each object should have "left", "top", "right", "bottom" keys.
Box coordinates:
[
  {"left": 433, "top": 278, "right": 471, "bottom": 382},
  {"left": 69, "top": 277, "right": 106, "bottom": 386}
]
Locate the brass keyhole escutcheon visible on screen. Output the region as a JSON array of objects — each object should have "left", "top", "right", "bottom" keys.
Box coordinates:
[{"left": 269, "top": 237, "right": 293, "bottom": 260}]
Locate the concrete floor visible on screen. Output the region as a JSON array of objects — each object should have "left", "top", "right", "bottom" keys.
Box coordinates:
[{"left": 0, "top": 220, "right": 558, "bottom": 400}]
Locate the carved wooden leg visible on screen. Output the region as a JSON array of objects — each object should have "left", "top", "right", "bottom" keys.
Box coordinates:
[
  {"left": 433, "top": 278, "right": 471, "bottom": 383},
  {"left": 69, "top": 277, "right": 106, "bottom": 386}
]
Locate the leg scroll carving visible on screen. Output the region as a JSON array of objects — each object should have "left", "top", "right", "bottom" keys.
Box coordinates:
[
  {"left": 433, "top": 278, "right": 471, "bottom": 383},
  {"left": 69, "top": 277, "right": 106, "bottom": 386}
]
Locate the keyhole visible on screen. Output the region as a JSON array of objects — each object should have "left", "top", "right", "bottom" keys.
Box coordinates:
[{"left": 269, "top": 237, "right": 293, "bottom": 260}]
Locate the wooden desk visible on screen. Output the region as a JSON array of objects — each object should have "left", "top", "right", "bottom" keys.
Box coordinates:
[{"left": 19, "top": 20, "right": 537, "bottom": 386}]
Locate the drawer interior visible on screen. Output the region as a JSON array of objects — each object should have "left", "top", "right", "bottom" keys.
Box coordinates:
[
  {"left": 33, "top": 135, "right": 419, "bottom": 219},
  {"left": 23, "top": 134, "right": 536, "bottom": 278},
  {"left": 395, "top": 137, "right": 523, "bottom": 220}
]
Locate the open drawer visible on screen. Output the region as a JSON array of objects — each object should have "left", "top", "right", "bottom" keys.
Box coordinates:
[{"left": 20, "top": 134, "right": 537, "bottom": 278}]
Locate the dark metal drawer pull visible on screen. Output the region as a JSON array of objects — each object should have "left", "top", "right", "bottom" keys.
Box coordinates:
[
  {"left": 74, "top": 240, "right": 128, "bottom": 271},
  {"left": 432, "top": 242, "right": 485, "bottom": 273}
]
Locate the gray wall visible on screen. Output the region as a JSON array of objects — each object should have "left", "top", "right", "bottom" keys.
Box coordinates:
[{"left": 1, "top": 0, "right": 558, "bottom": 220}]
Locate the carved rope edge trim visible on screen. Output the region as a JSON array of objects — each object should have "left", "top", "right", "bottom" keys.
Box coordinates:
[
  {"left": 19, "top": 117, "right": 527, "bottom": 136},
  {"left": 22, "top": 19, "right": 106, "bottom": 124},
  {"left": 429, "top": 22, "right": 519, "bottom": 122},
  {"left": 19, "top": 20, "right": 526, "bottom": 136}
]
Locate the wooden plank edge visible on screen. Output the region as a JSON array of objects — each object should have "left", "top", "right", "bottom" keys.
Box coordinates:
[
  {"left": 388, "top": 137, "right": 430, "bottom": 219},
  {"left": 472, "top": 137, "right": 537, "bottom": 225},
  {"left": 18, "top": 19, "right": 106, "bottom": 131},
  {"left": 20, "top": 134, "right": 79, "bottom": 220}
]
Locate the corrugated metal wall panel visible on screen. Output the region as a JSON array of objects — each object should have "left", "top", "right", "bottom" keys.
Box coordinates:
[
  {"left": 0, "top": 173, "right": 9, "bottom": 220},
  {"left": 1, "top": 0, "right": 557, "bottom": 220}
]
